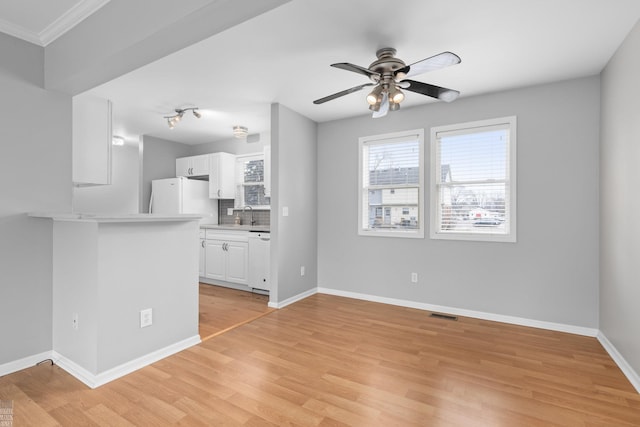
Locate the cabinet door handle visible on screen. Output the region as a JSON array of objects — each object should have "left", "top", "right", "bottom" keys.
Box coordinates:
[
  {"left": 201, "top": 240, "right": 205, "bottom": 248},
  {"left": 189, "top": 167, "right": 193, "bottom": 175},
  {"left": 217, "top": 189, "right": 221, "bottom": 197},
  {"left": 223, "top": 242, "right": 227, "bottom": 251}
]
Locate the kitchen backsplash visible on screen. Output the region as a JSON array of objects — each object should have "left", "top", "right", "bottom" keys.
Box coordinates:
[{"left": 218, "top": 199, "right": 270, "bottom": 226}]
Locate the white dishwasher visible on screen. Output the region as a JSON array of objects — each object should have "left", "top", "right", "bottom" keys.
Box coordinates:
[{"left": 248, "top": 232, "right": 270, "bottom": 292}]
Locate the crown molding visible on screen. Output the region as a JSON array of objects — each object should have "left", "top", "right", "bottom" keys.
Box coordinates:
[
  {"left": 0, "top": 16, "right": 42, "bottom": 45},
  {"left": 40, "top": 0, "right": 111, "bottom": 46},
  {"left": 0, "top": 0, "right": 110, "bottom": 47}
]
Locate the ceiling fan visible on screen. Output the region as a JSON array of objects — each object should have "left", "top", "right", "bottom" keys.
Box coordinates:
[{"left": 313, "top": 47, "right": 461, "bottom": 118}]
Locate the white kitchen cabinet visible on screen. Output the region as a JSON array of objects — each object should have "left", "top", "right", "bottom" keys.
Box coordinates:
[
  {"left": 176, "top": 154, "right": 210, "bottom": 177},
  {"left": 72, "top": 94, "right": 112, "bottom": 185},
  {"left": 203, "top": 230, "right": 248, "bottom": 285},
  {"left": 204, "top": 240, "right": 226, "bottom": 281},
  {"left": 249, "top": 233, "right": 270, "bottom": 291},
  {"left": 209, "top": 152, "right": 236, "bottom": 199}
]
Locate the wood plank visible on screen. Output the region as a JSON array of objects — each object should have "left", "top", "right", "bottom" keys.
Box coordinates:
[{"left": 1, "top": 293, "right": 639, "bottom": 425}]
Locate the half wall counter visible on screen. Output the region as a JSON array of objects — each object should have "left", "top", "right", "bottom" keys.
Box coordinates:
[{"left": 29, "top": 212, "right": 202, "bottom": 388}]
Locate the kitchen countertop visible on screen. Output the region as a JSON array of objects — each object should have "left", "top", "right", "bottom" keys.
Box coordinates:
[
  {"left": 200, "top": 224, "right": 270, "bottom": 233},
  {"left": 29, "top": 212, "right": 203, "bottom": 223}
]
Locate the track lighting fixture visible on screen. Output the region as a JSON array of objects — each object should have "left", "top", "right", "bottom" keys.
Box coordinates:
[
  {"left": 233, "top": 126, "right": 249, "bottom": 139},
  {"left": 164, "top": 107, "right": 201, "bottom": 129}
]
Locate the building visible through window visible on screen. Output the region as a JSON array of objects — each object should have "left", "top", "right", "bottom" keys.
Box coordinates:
[
  {"left": 359, "top": 129, "right": 424, "bottom": 238},
  {"left": 430, "top": 117, "right": 516, "bottom": 242}
]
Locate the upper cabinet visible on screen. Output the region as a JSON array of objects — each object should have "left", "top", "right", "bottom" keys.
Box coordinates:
[
  {"left": 176, "top": 154, "right": 210, "bottom": 177},
  {"left": 209, "top": 152, "right": 235, "bottom": 199},
  {"left": 72, "top": 94, "right": 112, "bottom": 186}
]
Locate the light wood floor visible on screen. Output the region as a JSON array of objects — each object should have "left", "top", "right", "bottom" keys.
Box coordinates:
[
  {"left": 2, "top": 293, "right": 639, "bottom": 426},
  {"left": 198, "top": 283, "right": 272, "bottom": 340}
]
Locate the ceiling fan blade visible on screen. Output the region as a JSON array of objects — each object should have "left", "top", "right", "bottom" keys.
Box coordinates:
[
  {"left": 395, "top": 51, "right": 461, "bottom": 79},
  {"left": 372, "top": 92, "right": 389, "bottom": 118},
  {"left": 331, "top": 62, "right": 380, "bottom": 79},
  {"left": 403, "top": 80, "right": 460, "bottom": 102},
  {"left": 313, "top": 83, "right": 375, "bottom": 104}
]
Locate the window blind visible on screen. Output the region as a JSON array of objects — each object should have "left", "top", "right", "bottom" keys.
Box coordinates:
[
  {"left": 359, "top": 130, "right": 424, "bottom": 237},
  {"left": 431, "top": 118, "right": 516, "bottom": 241}
]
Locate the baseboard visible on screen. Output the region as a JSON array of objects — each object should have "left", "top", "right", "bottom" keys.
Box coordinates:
[
  {"left": 0, "top": 351, "right": 53, "bottom": 377},
  {"left": 317, "top": 287, "right": 599, "bottom": 337},
  {"left": 53, "top": 335, "right": 201, "bottom": 389},
  {"left": 268, "top": 287, "right": 317, "bottom": 309},
  {"left": 597, "top": 331, "right": 640, "bottom": 393}
]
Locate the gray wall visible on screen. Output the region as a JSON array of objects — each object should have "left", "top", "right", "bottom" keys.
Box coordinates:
[
  {"left": 140, "top": 135, "right": 191, "bottom": 213},
  {"left": 0, "top": 34, "right": 72, "bottom": 365},
  {"left": 73, "top": 143, "right": 140, "bottom": 214},
  {"left": 317, "top": 76, "right": 600, "bottom": 328},
  {"left": 600, "top": 21, "right": 640, "bottom": 374},
  {"left": 271, "top": 104, "right": 318, "bottom": 303}
]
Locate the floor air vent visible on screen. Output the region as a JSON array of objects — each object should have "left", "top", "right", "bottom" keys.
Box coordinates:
[{"left": 430, "top": 312, "right": 458, "bottom": 321}]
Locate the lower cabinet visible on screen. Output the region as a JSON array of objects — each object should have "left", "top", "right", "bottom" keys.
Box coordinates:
[
  {"left": 203, "top": 231, "right": 249, "bottom": 286},
  {"left": 200, "top": 228, "right": 270, "bottom": 291}
]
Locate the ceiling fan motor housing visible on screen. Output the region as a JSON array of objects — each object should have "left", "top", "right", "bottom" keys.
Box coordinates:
[{"left": 368, "top": 47, "right": 407, "bottom": 83}]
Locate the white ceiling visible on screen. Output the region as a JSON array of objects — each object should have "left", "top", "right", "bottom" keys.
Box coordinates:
[{"left": 2, "top": 0, "right": 640, "bottom": 145}]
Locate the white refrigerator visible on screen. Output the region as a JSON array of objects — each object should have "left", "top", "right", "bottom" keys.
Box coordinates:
[{"left": 150, "top": 177, "right": 218, "bottom": 224}]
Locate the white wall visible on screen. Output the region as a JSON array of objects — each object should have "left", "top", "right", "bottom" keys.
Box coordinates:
[
  {"left": 600, "top": 21, "right": 640, "bottom": 376},
  {"left": 0, "top": 34, "right": 72, "bottom": 365},
  {"left": 140, "top": 135, "right": 191, "bottom": 213},
  {"left": 270, "top": 104, "right": 318, "bottom": 303},
  {"left": 318, "top": 76, "right": 600, "bottom": 328},
  {"left": 73, "top": 143, "right": 140, "bottom": 214}
]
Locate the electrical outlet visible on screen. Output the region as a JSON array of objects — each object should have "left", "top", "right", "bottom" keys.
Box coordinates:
[
  {"left": 140, "top": 308, "right": 153, "bottom": 328},
  {"left": 411, "top": 272, "right": 418, "bottom": 283},
  {"left": 72, "top": 313, "right": 79, "bottom": 330},
  {"left": 282, "top": 206, "right": 289, "bottom": 217},
  {"left": 301, "top": 266, "right": 305, "bottom": 276}
]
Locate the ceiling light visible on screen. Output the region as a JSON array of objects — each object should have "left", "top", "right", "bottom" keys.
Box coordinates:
[
  {"left": 366, "top": 86, "right": 383, "bottom": 105},
  {"left": 164, "top": 107, "right": 200, "bottom": 129},
  {"left": 233, "top": 126, "right": 248, "bottom": 139},
  {"left": 389, "top": 86, "right": 405, "bottom": 104}
]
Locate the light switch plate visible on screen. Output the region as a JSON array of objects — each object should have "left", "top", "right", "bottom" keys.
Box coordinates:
[{"left": 283, "top": 206, "right": 289, "bottom": 217}]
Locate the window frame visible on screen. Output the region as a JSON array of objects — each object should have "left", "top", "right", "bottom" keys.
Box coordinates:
[
  {"left": 358, "top": 128, "right": 425, "bottom": 239},
  {"left": 429, "top": 116, "right": 517, "bottom": 243},
  {"left": 235, "top": 152, "right": 271, "bottom": 210}
]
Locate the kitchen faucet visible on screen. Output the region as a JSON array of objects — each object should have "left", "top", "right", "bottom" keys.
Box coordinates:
[{"left": 243, "top": 205, "right": 255, "bottom": 226}]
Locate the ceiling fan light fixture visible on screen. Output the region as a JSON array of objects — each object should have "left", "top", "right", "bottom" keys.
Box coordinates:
[
  {"left": 233, "top": 125, "right": 248, "bottom": 139},
  {"left": 389, "top": 86, "right": 405, "bottom": 104},
  {"left": 389, "top": 100, "right": 400, "bottom": 111},
  {"left": 366, "top": 85, "right": 383, "bottom": 105}
]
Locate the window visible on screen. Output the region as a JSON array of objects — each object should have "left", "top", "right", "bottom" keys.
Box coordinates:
[
  {"left": 430, "top": 116, "right": 516, "bottom": 242},
  {"left": 359, "top": 129, "right": 424, "bottom": 238},
  {"left": 236, "top": 153, "right": 270, "bottom": 208}
]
